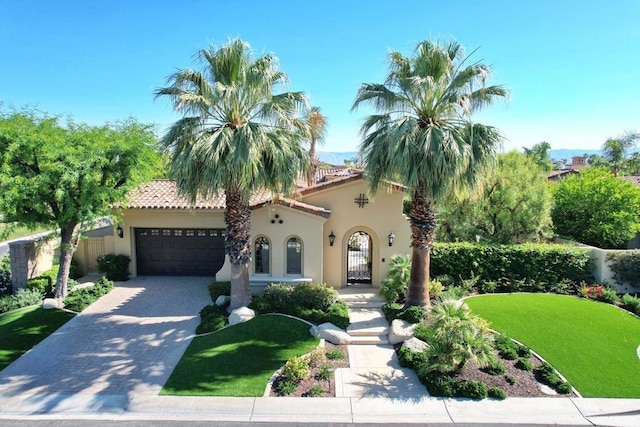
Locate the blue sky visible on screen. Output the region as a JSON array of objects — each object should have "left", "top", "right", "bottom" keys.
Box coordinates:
[{"left": 1, "top": 0, "right": 639, "bottom": 153}]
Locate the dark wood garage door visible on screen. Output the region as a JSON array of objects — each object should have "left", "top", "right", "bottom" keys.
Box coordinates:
[{"left": 135, "top": 228, "right": 226, "bottom": 276}]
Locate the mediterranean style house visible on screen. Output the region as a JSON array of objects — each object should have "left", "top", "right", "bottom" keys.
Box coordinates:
[{"left": 74, "top": 168, "right": 412, "bottom": 290}]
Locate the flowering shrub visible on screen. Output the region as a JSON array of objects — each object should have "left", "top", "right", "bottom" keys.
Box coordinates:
[{"left": 578, "top": 283, "right": 620, "bottom": 304}]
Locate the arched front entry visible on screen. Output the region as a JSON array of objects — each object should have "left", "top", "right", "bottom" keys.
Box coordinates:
[{"left": 346, "top": 231, "right": 372, "bottom": 286}]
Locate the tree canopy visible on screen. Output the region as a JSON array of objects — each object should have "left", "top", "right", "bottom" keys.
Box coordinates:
[
  {"left": 438, "top": 151, "right": 553, "bottom": 244},
  {"left": 551, "top": 168, "right": 640, "bottom": 249},
  {"left": 0, "top": 110, "right": 161, "bottom": 297},
  {"left": 523, "top": 141, "right": 552, "bottom": 171},
  {"left": 353, "top": 39, "right": 507, "bottom": 307}
]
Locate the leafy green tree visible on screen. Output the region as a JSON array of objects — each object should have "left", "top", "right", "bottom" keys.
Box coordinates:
[
  {"left": 352, "top": 40, "right": 507, "bottom": 307},
  {"left": 0, "top": 110, "right": 160, "bottom": 297},
  {"left": 551, "top": 168, "right": 640, "bottom": 248},
  {"left": 155, "top": 39, "right": 308, "bottom": 309},
  {"left": 523, "top": 141, "right": 552, "bottom": 171},
  {"left": 304, "top": 106, "right": 327, "bottom": 186},
  {"left": 601, "top": 131, "right": 639, "bottom": 176},
  {"left": 438, "top": 152, "right": 553, "bottom": 244}
]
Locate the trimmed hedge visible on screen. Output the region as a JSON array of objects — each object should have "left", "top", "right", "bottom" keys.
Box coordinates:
[
  {"left": 431, "top": 243, "right": 593, "bottom": 285},
  {"left": 208, "top": 282, "right": 231, "bottom": 302},
  {"left": 607, "top": 251, "right": 640, "bottom": 289},
  {"left": 63, "top": 277, "right": 114, "bottom": 312},
  {"left": 96, "top": 254, "right": 130, "bottom": 281}
]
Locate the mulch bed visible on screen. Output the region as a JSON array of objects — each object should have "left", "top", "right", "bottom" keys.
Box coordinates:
[{"left": 269, "top": 343, "right": 349, "bottom": 397}]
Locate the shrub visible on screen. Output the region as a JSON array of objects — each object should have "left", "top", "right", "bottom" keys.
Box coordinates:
[
  {"left": 430, "top": 243, "right": 593, "bottom": 286},
  {"left": 505, "top": 374, "right": 517, "bottom": 385},
  {"left": 480, "top": 358, "right": 505, "bottom": 376},
  {"left": 478, "top": 280, "right": 497, "bottom": 294},
  {"left": 429, "top": 279, "right": 444, "bottom": 299},
  {"left": 325, "top": 348, "right": 344, "bottom": 360},
  {"left": 419, "top": 372, "right": 458, "bottom": 397},
  {"left": 579, "top": 283, "right": 620, "bottom": 304},
  {"left": 557, "top": 381, "right": 573, "bottom": 394},
  {"left": 0, "top": 255, "right": 12, "bottom": 296},
  {"left": 63, "top": 277, "right": 113, "bottom": 312},
  {"left": 500, "top": 348, "right": 518, "bottom": 360},
  {"left": 488, "top": 386, "right": 507, "bottom": 400},
  {"left": 398, "top": 305, "right": 427, "bottom": 324},
  {"left": 305, "top": 384, "right": 324, "bottom": 397},
  {"left": 397, "top": 346, "right": 429, "bottom": 370},
  {"left": 195, "top": 304, "right": 227, "bottom": 334},
  {"left": 307, "top": 346, "right": 326, "bottom": 368},
  {"left": 380, "top": 254, "right": 411, "bottom": 303},
  {"left": 208, "top": 282, "right": 231, "bottom": 302},
  {"left": 292, "top": 282, "right": 338, "bottom": 311},
  {"left": 382, "top": 302, "right": 402, "bottom": 323},
  {"left": 515, "top": 358, "right": 533, "bottom": 371},
  {"left": 315, "top": 364, "right": 333, "bottom": 381},
  {"left": 96, "top": 254, "right": 130, "bottom": 281},
  {"left": 534, "top": 362, "right": 563, "bottom": 388},
  {"left": 608, "top": 251, "right": 640, "bottom": 289},
  {"left": 458, "top": 380, "right": 488, "bottom": 400},
  {"left": 282, "top": 356, "right": 310, "bottom": 383},
  {"left": 597, "top": 286, "right": 620, "bottom": 304},
  {"left": 262, "top": 283, "right": 295, "bottom": 312},
  {"left": 0, "top": 288, "right": 43, "bottom": 313},
  {"left": 621, "top": 294, "right": 640, "bottom": 315},
  {"left": 495, "top": 334, "right": 518, "bottom": 360},
  {"left": 516, "top": 344, "right": 531, "bottom": 358},
  {"left": 26, "top": 277, "right": 52, "bottom": 296},
  {"left": 275, "top": 379, "right": 297, "bottom": 395}
]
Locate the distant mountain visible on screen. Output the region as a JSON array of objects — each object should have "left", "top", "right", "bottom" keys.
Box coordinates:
[{"left": 317, "top": 151, "right": 359, "bottom": 166}]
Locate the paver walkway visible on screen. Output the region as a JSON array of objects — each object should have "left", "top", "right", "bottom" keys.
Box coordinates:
[
  {"left": 0, "top": 276, "right": 210, "bottom": 398},
  {"left": 335, "top": 287, "right": 428, "bottom": 398}
]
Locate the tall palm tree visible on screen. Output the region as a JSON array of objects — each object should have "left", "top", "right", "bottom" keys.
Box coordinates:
[
  {"left": 602, "top": 131, "right": 639, "bottom": 176},
  {"left": 304, "top": 106, "right": 327, "bottom": 186},
  {"left": 155, "top": 39, "right": 309, "bottom": 309},
  {"left": 352, "top": 40, "right": 507, "bottom": 307}
]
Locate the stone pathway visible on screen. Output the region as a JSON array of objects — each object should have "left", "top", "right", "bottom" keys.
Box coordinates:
[{"left": 335, "top": 287, "right": 428, "bottom": 398}]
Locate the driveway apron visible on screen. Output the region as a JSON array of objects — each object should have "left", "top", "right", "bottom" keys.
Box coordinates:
[{"left": 0, "top": 276, "right": 210, "bottom": 397}]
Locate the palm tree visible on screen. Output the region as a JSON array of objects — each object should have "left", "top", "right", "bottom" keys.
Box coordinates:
[
  {"left": 304, "top": 106, "right": 327, "bottom": 186},
  {"left": 602, "top": 131, "right": 639, "bottom": 176},
  {"left": 155, "top": 39, "right": 309, "bottom": 309},
  {"left": 352, "top": 40, "right": 507, "bottom": 307}
]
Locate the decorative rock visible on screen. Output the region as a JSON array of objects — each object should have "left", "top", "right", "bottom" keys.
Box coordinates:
[
  {"left": 42, "top": 298, "right": 64, "bottom": 310},
  {"left": 215, "top": 295, "right": 230, "bottom": 306},
  {"left": 401, "top": 337, "right": 428, "bottom": 353},
  {"left": 389, "top": 319, "right": 417, "bottom": 345},
  {"left": 229, "top": 307, "right": 255, "bottom": 325},
  {"left": 309, "top": 322, "right": 351, "bottom": 345}
]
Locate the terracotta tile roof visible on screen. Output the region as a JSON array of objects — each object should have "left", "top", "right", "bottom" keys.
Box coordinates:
[
  {"left": 252, "top": 197, "right": 332, "bottom": 218},
  {"left": 547, "top": 169, "right": 580, "bottom": 181},
  {"left": 125, "top": 179, "right": 272, "bottom": 210},
  {"left": 299, "top": 171, "right": 407, "bottom": 196}
]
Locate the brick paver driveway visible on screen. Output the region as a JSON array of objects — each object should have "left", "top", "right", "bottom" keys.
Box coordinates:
[{"left": 0, "top": 276, "right": 210, "bottom": 397}]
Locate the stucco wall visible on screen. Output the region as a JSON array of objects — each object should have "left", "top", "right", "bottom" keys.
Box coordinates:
[
  {"left": 251, "top": 203, "right": 327, "bottom": 282},
  {"left": 301, "top": 179, "right": 410, "bottom": 288}
]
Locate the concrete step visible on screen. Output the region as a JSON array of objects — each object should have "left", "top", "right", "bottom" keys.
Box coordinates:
[
  {"left": 349, "top": 335, "right": 390, "bottom": 345},
  {"left": 346, "top": 300, "right": 385, "bottom": 309},
  {"left": 348, "top": 326, "right": 389, "bottom": 336}
]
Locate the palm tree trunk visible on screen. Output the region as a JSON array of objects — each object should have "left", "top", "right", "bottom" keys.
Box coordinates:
[
  {"left": 307, "top": 139, "right": 317, "bottom": 187},
  {"left": 225, "top": 188, "right": 252, "bottom": 310},
  {"left": 53, "top": 224, "right": 77, "bottom": 299},
  {"left": 405, "top": 186, "right": 437, "bottom": 308}
]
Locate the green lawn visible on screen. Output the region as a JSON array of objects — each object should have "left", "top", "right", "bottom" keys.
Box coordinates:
[
  {"left": 0, "top": 306, "right": 76, "bottom": 371},
  {"left": 0, "top": 223, "right": 50, "bottom": 242},
  {"left": 466, "top": 293, "right": 640, "bottom": 398},
  {"left": 161, "top": 314, "right": 320, "bottom": 396}
]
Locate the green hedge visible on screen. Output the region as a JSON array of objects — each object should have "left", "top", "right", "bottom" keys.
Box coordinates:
[
  {"left": 430, "top": 243, "right": 593, "bottom": 285},
  {"left": 208, "top": 282, "right": 231, "bottom": 302},
  {"left": 96, "top": 254, "right": 130, "bottom": 281},
  {"left": 0, "top": 288, "right": 43, "bottom": 313},
  {"left": 63, "top": 277, "right": 114, "bottom": 312},
  {"left": 607, "top": 251, "right": 640, "bottom": 289}
]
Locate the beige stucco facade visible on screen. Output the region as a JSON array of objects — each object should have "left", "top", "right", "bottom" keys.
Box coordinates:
[{"left": 88, "top": 176, "right": 410, "bottom": 289}]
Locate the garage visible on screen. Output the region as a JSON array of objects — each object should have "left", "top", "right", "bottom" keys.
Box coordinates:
[{"left": 135, "top": 228, "right": 226, "bottom": 276}]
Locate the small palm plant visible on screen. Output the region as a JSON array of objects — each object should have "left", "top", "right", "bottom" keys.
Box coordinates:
[
  {"left": 379, "top": 254, "right": 412, "bottom": 303},
  {"left": 418, "top": 298, "right": 494, "bottom": 375}
]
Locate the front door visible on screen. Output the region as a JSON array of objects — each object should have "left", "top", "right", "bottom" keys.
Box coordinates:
[{"left": 346, "top": 231, "right": 372, "bottom": 285}]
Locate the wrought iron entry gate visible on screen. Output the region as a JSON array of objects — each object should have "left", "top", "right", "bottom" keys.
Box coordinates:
[{"left": 347, "top": 231, "right": 372, "bottom": 285}]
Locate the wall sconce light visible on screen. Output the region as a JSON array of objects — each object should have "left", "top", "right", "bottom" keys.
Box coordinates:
[
  {"left": 116, "top": 225, "right": 124, "bottom": 239},
  {"left": 388, "top": 231, "right": 395, "bottom": 247},
  {"left": 329, "top": 231, "right": 336, "bottom": 246}
]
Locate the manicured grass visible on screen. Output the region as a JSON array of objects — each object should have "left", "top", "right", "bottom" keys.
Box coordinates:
[
  {"left": 466, "top": 293, "right": 640, "bottom": 398},
  {"left": 161, "top": 314, "right": 320, "bottom": 396},
  {"left": 0, "top": 306, "right": 76, "bottom": 371}
]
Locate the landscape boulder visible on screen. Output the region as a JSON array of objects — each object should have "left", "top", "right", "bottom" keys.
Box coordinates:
[
  {"left": 401, "top": 337, "right": 428, "bottom": 353},
  {"left": 215, "top": 295, "right": 230, "bottom": 306},
  {"left": 42, "top": 298, "right": 64, "bottom": 310},
  {"left": 310, "top": 322, "right": 351, "bottom": 345},
  {"left": 229, "top": 306, "right": 255, "bottom": 325},
  {"left": 388, "top": 319, "right": 417, "bottom": 345}
]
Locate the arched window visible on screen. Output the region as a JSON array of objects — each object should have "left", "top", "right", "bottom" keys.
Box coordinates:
[
  {"left": 286, "top": 237, "right": 302, "bottom": 275},
  {"left": 254, "top": 237, "right": 270, "bottom": 274}
]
